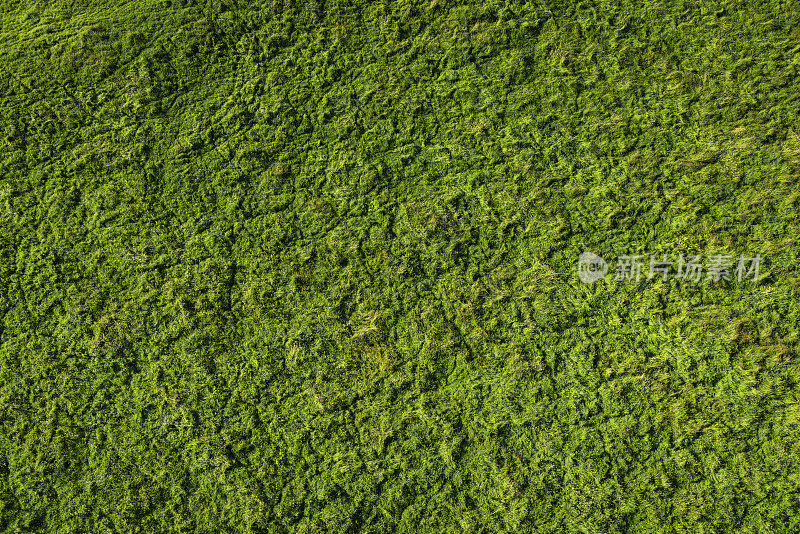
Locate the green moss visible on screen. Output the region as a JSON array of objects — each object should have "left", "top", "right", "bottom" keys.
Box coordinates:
[{"left": 1, "top": 0, "right": 800, "bottom": 532}]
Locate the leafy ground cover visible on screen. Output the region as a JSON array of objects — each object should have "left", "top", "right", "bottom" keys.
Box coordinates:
[{"left": 1, "top": 0, "right": 800, "bottom": 531}]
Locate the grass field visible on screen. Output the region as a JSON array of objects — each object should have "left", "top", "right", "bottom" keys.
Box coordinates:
[{"left": 1, "top": 0, "right": 800, "bottom": 531}]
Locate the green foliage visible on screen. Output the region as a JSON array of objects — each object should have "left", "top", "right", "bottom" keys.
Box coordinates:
[{"left": 1, "top": 0, "right": 800, "bottom": 531}]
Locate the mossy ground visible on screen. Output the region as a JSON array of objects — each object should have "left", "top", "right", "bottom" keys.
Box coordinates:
[{"left": 1, "top": 0, "right": 800, "bottom": 532}]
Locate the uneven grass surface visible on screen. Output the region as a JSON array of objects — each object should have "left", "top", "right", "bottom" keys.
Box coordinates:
[{"left": 1, "top": 0, "right": 800, "bottom": 532}]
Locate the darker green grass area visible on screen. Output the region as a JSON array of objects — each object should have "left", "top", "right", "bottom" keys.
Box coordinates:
[{"left": 1, "top": 0, "right": 800, "bottom": 532}]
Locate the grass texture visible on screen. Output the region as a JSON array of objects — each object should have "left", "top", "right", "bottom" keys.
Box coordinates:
[{"left": 1, "top": 0, "right": 800, "bottom": 531}]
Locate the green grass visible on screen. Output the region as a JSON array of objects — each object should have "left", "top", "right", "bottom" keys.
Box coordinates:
[{"left": 1, "top": 0, "right": 800, "bottom": 531}]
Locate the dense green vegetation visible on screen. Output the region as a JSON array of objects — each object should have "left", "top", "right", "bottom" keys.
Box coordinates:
[{"left": 1, "top": 0, "right": 800, "bottom": 531}]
